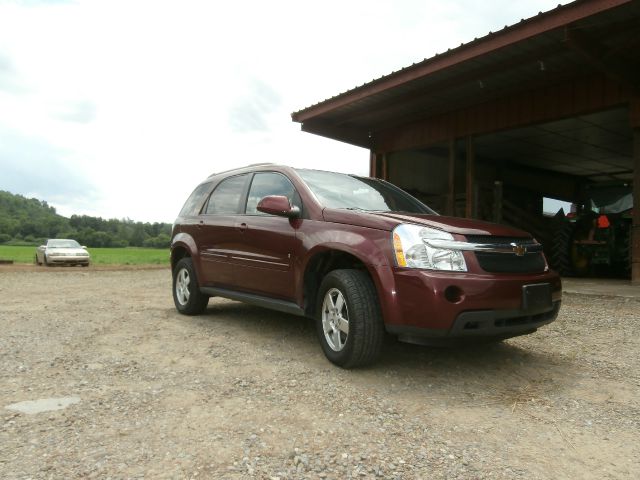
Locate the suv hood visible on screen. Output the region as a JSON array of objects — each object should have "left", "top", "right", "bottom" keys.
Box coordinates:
[{"left": 322, "top": 209, "right": 531, "bottom": 237}]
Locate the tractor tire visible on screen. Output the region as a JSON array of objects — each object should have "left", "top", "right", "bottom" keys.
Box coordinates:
[
  {"left": 619, "top": 226, "right": 632, "bottom": 278},
  {"left": 550, "top": 221, "right": 573, "bottom": 276}
]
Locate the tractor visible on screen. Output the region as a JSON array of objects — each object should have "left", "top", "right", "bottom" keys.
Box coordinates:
[{"left": 551, "top": 184, "right": 633, "bottom": 277}]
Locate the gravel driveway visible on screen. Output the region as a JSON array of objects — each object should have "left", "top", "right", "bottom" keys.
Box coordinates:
[{"left": 1, "top": 266, "right": 639, "bottom": 479}]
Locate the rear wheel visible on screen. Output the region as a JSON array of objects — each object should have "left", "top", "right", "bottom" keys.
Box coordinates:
[
  {"left": 316, "top": 269, "right": 384, "bottom": 368},
  {"left": 172, "top": 257, "right": 208, "bottom": 315}
]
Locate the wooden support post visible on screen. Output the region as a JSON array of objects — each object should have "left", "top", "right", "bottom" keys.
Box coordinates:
[
  {"left": 369, "top": 151, "right": 377, "bottom": 178},
  {"left": 381, "top": 154, "right": 388, "bottom": 181},
  {"left": 632, "top": 128, "right": 640, "bottom": 284},
  {"left": 465, "top": 136, "right": 475, "bottom": 219},
  {"left": 448, "top": 138, "right": 456, "bottom": 216},
  {"left": 493, "top": 181, "right": 503, "bottom": 224}
]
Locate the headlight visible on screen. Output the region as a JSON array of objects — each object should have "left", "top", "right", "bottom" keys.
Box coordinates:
[{"left": 392, "top": 224, "right": 467, "bottom": 272}]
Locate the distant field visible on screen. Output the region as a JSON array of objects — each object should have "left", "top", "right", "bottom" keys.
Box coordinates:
[{"left": 0, "top": 245, "right": 169, "bottom": 265}]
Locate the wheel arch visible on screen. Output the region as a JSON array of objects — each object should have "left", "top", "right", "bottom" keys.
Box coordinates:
[
  {"left": 170, "top": 233, "right": 199, "bottom": 272},
  {"left": 301, "top": 245, "right": 385, "bottom": 319}
]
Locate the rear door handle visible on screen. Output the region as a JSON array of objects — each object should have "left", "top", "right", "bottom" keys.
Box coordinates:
[{"left": 236, "top": 222, "right": 248, "bottom": 232}]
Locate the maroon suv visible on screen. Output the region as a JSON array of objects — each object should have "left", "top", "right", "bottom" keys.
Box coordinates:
[{"left": 171, "top": 164, "right": 561, "bottom": 367}]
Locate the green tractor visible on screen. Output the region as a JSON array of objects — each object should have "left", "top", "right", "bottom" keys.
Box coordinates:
[{"left": 551, "top": 184, "right": 633, "bottom": 277}]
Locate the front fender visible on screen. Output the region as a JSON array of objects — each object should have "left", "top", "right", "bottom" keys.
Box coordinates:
[
  {"left": 297, "top": 224, "right": 397, "bottom": 321},
  {"left": 300, "top": 225, "right": 391, "bottom": 268}
]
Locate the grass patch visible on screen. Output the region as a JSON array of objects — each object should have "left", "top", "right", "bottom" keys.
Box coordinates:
[{"left": 0, "top": 245, "right": 169, "bottom": 265}]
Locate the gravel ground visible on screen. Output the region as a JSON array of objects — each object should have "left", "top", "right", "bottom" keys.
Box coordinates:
[{"left": 1, "top": 266, "right": 639, "bottom": 479}]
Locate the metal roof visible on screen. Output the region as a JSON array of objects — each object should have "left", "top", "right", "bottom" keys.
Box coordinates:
[{"left": 291, "top": 0, "right": 640, "bottom": 157}]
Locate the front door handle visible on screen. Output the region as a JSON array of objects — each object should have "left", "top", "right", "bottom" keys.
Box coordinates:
[{"left": 236, "top": 222, "right": 248, "bottom": 232}]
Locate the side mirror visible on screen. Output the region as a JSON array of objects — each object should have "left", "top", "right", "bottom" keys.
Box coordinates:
[
  {"left": 82, "top": 246, "right": 88, "bottom": 249},
  {"left": 39, "top": 245, "right": 46, "bottom": 249},
  {"left": 257, "top": 195, "right": 300, "bottom": 218}
]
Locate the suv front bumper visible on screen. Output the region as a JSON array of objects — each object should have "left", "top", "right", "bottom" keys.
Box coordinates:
[{"left": 379, "top": 267, "right": 562, "bottom": 342}]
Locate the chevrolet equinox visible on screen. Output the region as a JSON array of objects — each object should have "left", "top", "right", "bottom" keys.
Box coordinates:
[{"left": 171, "top": 164, "right": 561, "bottom": 367}]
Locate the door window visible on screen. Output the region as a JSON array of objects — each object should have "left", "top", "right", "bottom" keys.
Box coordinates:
[
  {"left": 246, "top": 172, "right": 301, "bottom": 214},
  {"left": 204, "top": 174, "right": 248, "bottom": 215}
]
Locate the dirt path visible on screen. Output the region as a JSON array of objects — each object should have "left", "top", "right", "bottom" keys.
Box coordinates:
[{"left": 1, "top": 267, "right": 638, "bottom": 479}]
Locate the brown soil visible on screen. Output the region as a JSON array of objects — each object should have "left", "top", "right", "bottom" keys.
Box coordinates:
[{"left": 1, "top": 267, "right": 638, "bottom": 479}]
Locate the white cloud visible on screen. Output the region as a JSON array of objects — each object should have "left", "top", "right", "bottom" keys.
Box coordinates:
[{"left": 0, "top": 0, "right": 565, "bottom": 222}]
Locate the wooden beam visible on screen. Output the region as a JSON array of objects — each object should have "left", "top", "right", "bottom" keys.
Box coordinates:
[
  {"left": 632, "top": 127, "right": 640, "bottom": 284},
  {"left": 448, "top": 138, "right": 456, "bottom": 216},
  {"left": 493, "top": 181, "right": 503, "bottom": 223},
  {"left": 465, "top": 136, "right": 475, "bottom": 219},
  {"left": 381, "top": 154, "right": 388, "bottom": 181},
  {"left": 369, "top": 151, "right": 377, "bottom": 178}
]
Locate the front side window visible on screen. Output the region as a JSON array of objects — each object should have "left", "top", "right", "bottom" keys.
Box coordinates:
[
  {"left": 205, "top": 174, "right": 248, "bottom": 215},
  {"left": 245, "top": 172, "right": 301, "bottom": 214}
]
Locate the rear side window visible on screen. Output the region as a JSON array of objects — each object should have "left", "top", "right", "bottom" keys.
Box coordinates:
[
  {"left": 205, "top": 174, "right": 248, "bottom": 214},
  {"left": 179, "top": 182, "right": 212, "bottom": 216},
  {"left": 246, "top": 172, "right": 301, "bottom": 214}
]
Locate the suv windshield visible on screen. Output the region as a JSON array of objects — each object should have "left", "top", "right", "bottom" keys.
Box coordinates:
[{"left": 296, "top": 169, "right": 435, "bottom": 214}]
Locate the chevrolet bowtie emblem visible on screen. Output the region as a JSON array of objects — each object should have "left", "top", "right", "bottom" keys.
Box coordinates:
[{"left": 511, "top": 243, "right": 527, "bottom": 256}]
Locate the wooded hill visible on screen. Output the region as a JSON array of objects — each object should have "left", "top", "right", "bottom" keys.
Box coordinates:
[{"left": 0, "top": 190, "right": 171, "bottom": 248}]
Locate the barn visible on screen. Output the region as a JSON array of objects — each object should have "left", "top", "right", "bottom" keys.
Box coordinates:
[{"left": 292, "top": 0, "right": 640, "bottom": 283}]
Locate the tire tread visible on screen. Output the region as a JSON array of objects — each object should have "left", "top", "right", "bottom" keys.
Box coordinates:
[{"left": 317, "top": 269, "right": 384, "bottom": 368}]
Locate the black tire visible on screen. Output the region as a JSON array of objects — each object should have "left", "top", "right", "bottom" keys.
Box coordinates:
[
  {"left": 34, "top": 255, "right": 40, "bottom": 266},
  {"left": 550, "top": 221, "right": 573, "bottom": 276},
  {"left": 619, "top": 226, "right": 632, "bottom": 278},
  {"left": 172, "top": 257, "right": 208, "bottom": 315},
  {"left": 44, "top": 255, "right": 50, "bottom": 267},
  {"left": 315, "top": 269, "right": 384, "bottom": 368}
]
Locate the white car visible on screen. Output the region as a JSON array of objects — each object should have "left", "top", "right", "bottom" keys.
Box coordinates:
[{"left": 35, "top": 239, "right": 90, "bottom": 267}]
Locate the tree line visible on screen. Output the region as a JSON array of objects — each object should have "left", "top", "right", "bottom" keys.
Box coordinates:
[{"left": 0, "top": 190, "right": 171, "bottom": 248}]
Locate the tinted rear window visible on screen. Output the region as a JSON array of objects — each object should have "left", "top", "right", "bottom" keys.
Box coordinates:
[{"left": 179, "top": 182, "right": 212, "bottom": 216}]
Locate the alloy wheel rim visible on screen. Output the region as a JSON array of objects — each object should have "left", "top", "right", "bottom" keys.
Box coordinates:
[
  {"left": 175, "top": 268, "right": 191, "bottom": 306},
  {"left": 321, "top": 288, "right": 350, "bottom": 352}
]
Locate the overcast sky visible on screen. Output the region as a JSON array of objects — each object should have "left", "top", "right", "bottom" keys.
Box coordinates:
[{"left": 0, "top": 0, "right": 565, "bottom": 223}]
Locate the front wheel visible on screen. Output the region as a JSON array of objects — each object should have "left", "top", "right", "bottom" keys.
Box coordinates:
[
  {"left": 172, "top": 257, "right": 208, "bottom": 315},
  {"left": 316, "top": 269, "right": 384, "bottom": 368}
]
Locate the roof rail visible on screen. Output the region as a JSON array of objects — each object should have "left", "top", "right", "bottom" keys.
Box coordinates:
[{"left": 206, "top": 163, "right": 278, "bottom": 178}]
